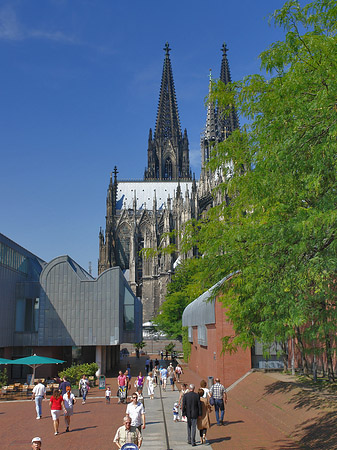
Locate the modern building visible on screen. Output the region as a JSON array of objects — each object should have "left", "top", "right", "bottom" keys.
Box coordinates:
[
  {"left": 98, "top": 43, "right": 238, "bottom": 322},
  {"left": 182, "top": 273, "right": 283, "bottom": 387},
  {"left": 0, "top": 233, "right": 142, "bottom": 380}
]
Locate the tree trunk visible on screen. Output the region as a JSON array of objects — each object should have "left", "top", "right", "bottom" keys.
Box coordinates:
[
  {"left": 325, "top": 335, "right": 335, "bottom": 382},
  {"left": 296, "top": 327, "right": 309, "bottom": 374}
]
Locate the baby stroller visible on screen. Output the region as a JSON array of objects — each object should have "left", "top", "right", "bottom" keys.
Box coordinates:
[{"left": 118, "top": 385, "right": 127, "bottom": 404}]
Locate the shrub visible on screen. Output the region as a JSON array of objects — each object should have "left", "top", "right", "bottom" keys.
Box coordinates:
[
  {"left": 0, "top": 368, "right": 8, "bottom": 387},
  {"left": 58, "top": 363, "right": 98, "bottom": 386}
]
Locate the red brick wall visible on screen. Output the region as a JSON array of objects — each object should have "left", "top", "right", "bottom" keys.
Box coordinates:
[{"left": 187, "top": 299, "right": 251, "bottom": 388}]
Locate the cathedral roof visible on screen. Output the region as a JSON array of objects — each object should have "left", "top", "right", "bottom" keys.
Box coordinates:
[{"left": 116, "top": 180, "right": 193, "bottom": 211}]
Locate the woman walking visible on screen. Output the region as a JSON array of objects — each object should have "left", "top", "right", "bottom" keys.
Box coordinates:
[
  {"left": 146, "top": 371, "right": 155, "bottom": 399},
  {"left": 197, "top": 388, "right": 211, "bottom": 444},
  {"left": 49, "top": 389, "right": 66, "bottom": 435},
  {"left": 63, "top": 386, "right": 76, "bottom": 432},
  {"left": 135, "top": 372, "right": 144, "bottom": 392}
]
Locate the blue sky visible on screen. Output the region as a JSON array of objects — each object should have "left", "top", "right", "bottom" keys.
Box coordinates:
[{"left": 1, "top": 0, "right": 307, "bottom": 276}]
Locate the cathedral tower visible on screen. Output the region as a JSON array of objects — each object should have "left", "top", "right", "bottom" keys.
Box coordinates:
[
  {"left": 199, "top": 43, "right": 240, "bottom": 213},
  {"left": 145, "top": 43, "right": 191, "bottom": 181}
]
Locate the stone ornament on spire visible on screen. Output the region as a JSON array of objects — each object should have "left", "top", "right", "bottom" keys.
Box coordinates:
[
  {"left": 222, "top": 42, "right": 228, "bottom": 56},
  {"left": 164, "top": 42, "right": 171, "bottom": 55}
]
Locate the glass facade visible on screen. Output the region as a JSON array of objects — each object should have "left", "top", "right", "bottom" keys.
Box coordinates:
[
  {"left": 0, "top": 242, "right": 28, "bottom": 275},
  {"left": 124, "top": 287, "right": 135, "bottom": 331},
  {"left": 15, "top": 298, "right": 39, "bottom": 332}
]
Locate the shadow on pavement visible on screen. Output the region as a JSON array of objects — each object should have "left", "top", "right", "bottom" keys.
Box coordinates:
[
  {"left": 264, "top": 380, "right": 337, "bottom": 411},
  {"left": 208, "top": 436, "right": 232, "bottom": 444},
  {"left": 71, "top": 425, "right": 98, "bottom": 432}
]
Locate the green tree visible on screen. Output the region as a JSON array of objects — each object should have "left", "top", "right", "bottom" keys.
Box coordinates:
[
  {"left": 182, "top": 0, "right": 337, "bottom": 377},
  {"left": 153, "top": 256, "right": 218, "bottom": 340},
  {"left": 134, "top": 341, "right": 146, "bottom": 351}
]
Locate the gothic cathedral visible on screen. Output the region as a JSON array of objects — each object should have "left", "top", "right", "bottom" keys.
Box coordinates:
[{"left": 98, "top": 43, "right": 239, "bottom": 323}]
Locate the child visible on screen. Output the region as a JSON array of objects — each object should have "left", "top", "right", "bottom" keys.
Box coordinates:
[
  {"left": 136, "top": 387, "right": 145, "bottom": 409},
  {"left": 105, "top": 386, "right": 111, "bottom": 404},
  {"left": 173, "top": 402, "right": 179, "bottom": 422}
]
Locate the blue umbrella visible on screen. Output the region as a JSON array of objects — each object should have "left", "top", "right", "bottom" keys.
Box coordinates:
[
  {"left": 0, "top": 357, "right": 12, "bottom": 364},
  {"left": 10, "top": 354, "right": 65, "bottom": 381}
]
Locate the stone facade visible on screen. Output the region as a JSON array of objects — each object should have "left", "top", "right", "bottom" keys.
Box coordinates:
[{"left": 98, "top": 43, "right": 239, "bottom": 322}]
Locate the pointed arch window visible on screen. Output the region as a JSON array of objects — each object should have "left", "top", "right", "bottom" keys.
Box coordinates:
[{"left": 164, "top": 158, "right": 172, "bottom": 180}]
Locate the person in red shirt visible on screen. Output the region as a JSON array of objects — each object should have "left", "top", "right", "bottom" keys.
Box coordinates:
[
  {"left": 117, "top": 371, "right": 127, "bottom": 404},
  {"left": 49, "top": 389, "right": 66, "bottom": 435}
]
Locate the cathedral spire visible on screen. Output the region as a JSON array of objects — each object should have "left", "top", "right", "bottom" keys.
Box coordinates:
[
  {"left": 218, "top": 43, "right": 239, "bottom": 135},
  {"left": 154, "top": 42, "right": 182, "bottom": 140},
  {"left": 205, "top": 69, "right": 217, "bottom": 142},
  {"left": 145, "top": 43, "right": 191, "bottom": 181}
]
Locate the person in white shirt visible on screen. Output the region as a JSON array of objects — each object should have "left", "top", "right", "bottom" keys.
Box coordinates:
[
  {"left": 126, "top": 393, "right": 146, "bottom": 433},
  {"left": 63, "top": 386, "right": 76, "bottom": 432},
  {"left": 105, "top": 386, "right": 111, "bottom": 404},
  {"left": 32, "top": 380, "right": 46, "bottom": 419}
]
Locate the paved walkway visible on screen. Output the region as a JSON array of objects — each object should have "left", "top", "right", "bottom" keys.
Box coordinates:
[{"left": 1, "top": 355, "right": 337, "bottom": 449}]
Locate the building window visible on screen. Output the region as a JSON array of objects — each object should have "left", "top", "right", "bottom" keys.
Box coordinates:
[
  {"left": 0, "top": 242, "right": 28, "bottom": 275},
  {"left": 188, "top": 326, "right": 193, "bottom": 343},
  {"left": 15, "top": 298, "right": 39, "bottom": 332},
  {"left": 124, "top": 288, "right": 134, "bottom": 331},
  {"left": 197, "top": 325, "right": 207, "bottom": 346},
  {"left": 116, "top": 223, "right": 131, "bottom": 270},
  {"left": 164, "top": 158, "right": 172, "bottom": 179}
]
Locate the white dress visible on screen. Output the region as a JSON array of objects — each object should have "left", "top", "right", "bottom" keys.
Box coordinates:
[{"left": 147, "top": 375, "right": 154, "bottom": 396}]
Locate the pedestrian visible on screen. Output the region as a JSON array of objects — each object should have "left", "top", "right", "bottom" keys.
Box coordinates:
[
  {"left": 160, "top": 366, "right": 167, "bottom": 391},
  {"left": 200, "top": 379, "right": 210, "bottom": 398},
  {"left": 209, "top": 377, "right": 228, "bottom": 426},
  {"left": 182, "top": 384, "right": 202, "bottom": 446},
  {"left": 153, "top": 365, "right": 159, "bottom": 384},
  {"left": 175, "top": 363, "right": 183, "bottom": 382},
  {"left": 63, "top": 385, "right": 76, "bottom": 432},
  {"left": 173, "top": 402, "right": 179, "bottom": 422},
  {"left": 113, "top": 416, "right": 142, "bottom": 448},
  {"left": 197, "top": 388, "right": 211, "bottom": 444},
  {"left": 160, "top": 351, "right": 163, "bottom": 360},
  {"left": 145, "top": 358, "right": 150, "bottom": 375},
  {"left": 146, "top": 371, "right": 155, "bottom": 400},
  {"left": 105, "top": 386, "right": 112, "bottom": 404},
  {"left": 31, "top": 436, "right": 42, "bottom": 449},
  {"left": 127, "top": 363, "right": 132, "bottom": 384},
  {"left": 136, "top": 349, "right": 140, "bottom": 359},
  {"left": 178, "top": 383, "right": 189, "bottom": 415},
  {"left": 149, "top": 359, "right": 153, "bottom": 371},
  {"left": 32, "top": 379, "right": 46, "bottom": 420},
  {"left": 136, "top": 386, "right": 145, "bottom": 409},
  {"left": 154, "top": 358, "right": 159, "bottom": 367},
  {"left": 168, "top": 363, "right": 176, "bottom": 391},
  {"left": 126, "top": 392, "right": 146, "bottom": 433},
  {"left": 79, "top": 374, "right": 89, "bottom": 404},
  {"left": 125, "top": 370, "right": 131, "bottom": 390},
  {"left": 135, "top": 371, "right": 144, "bottom": 392},
  {"left": 118, "top": 370, "right": 127, "bottom": 404},
  {"left": 59, "top": 376, "right": 71, "bottom": 396},
  {"left": 49, "top": 388, "right": 66, "bottom": 435}
]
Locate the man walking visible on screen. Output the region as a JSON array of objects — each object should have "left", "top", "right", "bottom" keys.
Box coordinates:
[
  {"left": 126, "top": 392, "right": 146, "bottom": 433},
  {"left": 182, "top": 384, "right": 202, "bottom": 446},
  {"left": 210, "top": 377, "right": 228, "bottom": 426},
  {"left": 32, "top": 380, "right": 46, "bottom": 419},
  {"left": 114, "top": 416, "right": 142, "bottom": 448}
]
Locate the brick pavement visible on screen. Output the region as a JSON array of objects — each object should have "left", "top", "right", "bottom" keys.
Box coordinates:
[
  {"left": 179, "top": 362, "right": 337, "bottom": 450},
  {"left": 1, "top": 356, "right": 337, "bottom": 449}
]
